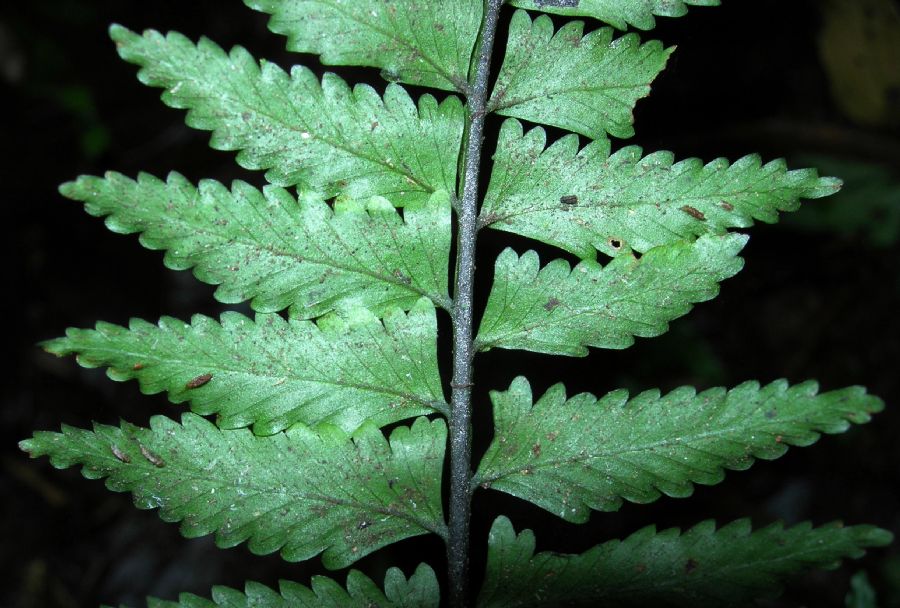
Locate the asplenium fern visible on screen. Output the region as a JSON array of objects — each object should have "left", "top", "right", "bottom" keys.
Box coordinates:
[{"left": 22, "top": 1, "right": 892, "bottom": 606}]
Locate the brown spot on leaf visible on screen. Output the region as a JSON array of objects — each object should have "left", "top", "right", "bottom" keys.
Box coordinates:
[
  {"left": 681, "top": 205, "right": 706, "bottom": 221},
  {"left": 608, "top": 238, "right": 623, "bottom": 250},
  {"left": 370, "top": 121, "right": 379, "bottom": 131},
  {"left": 544, "top": 297, "right": 561, "bottom": 312},
  {"left": 775, "top": 435, "right": 783, "bottom": 443},
  {"left": 546, "top": 431, "right": 559, "bottom": 441},
  {"left": 685, "top": 558, "right": 699, "bottom": 574},
  {"left": 720, "top": 201, "right": 734, "bottom": 211},
  {"left": 111, "top": 445, "right": 131, "bottom": 463},
  {"left": 531, "top": 443, "right": 542, "bottom": 458},
  {"left": 392, "top": 269, "right": 412, "bottom": 285},
  {"left": 559, "top": 194, "right": 578, "bottom": 205},
  {"left": 139, "top": 444, "right": 165, "bottom": 468},
  {"left": 241, "top": 111, "right": 251, "bottom": 122},
  {"left": 132, "top": 363, "right": 144, "bottom": 371},
  {"left": 186, "top": 373, "right": 213, "bottom": 389}
]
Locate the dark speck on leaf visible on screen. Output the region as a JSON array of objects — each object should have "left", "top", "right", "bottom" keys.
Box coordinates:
[
  {"left": 241, "top": 111, "right": 251, "bottom": 122},
  {"left": 186, "top": 373, "right": 213, "bottom": 389},
  {"left": 357, "top": 519, "right": 371, "bottom": 530},
  {"left": 544, "top": 297, "right": 561, "bottom": 312},
  {"left": 681, "top": 205, "right": 706, "bottom": 221},
  {"left": 560, "top": 194, "right": 578, "bottom": 205},
  {"left": 765, "top": 409, "right": 777, "bottom": 419},
  {"left": 685, "top": 558, "right": 699, "bottom": 574},
  {"left": 531, "top": 443, "right": 542, "bottom": 458}
]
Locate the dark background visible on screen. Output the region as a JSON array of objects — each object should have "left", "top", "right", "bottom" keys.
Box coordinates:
[{"left": 3, "top": 1, "right": 900, "bottom": 606}]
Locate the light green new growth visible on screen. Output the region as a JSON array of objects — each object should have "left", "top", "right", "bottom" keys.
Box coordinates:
[
  {"left": 21, "top": 414, "right": 447, "bottom": 569},
  {"left": 109, "top": 25, "right": 463, "bottom": 205},
  {"left": 490, "top": 11, "right": 671, "bottom": 140},
  {"left": 108, "top": 565, "right": 440, "bottom": 608},
  {"left": 60, "top": 173, "right": 452, "bottom": 316},
  {"left": 26, "top": 1, "right": 891, "bottom": 606},
  {"left": 42, "top": 300, "right": 445, "bottom": 434},
  {"left": 478, "top": 516, "right": 892, "bottom": 608},
  {"left": 245, "top": 0, "right": 482, "bottom": 92},
  {"left": 475, "top": 378, "right": 883, "bottom": 522},
  {"left": 477, "top": 234, "right": 746, "bottom": 356},
  {"left": 483, "top": 120, "right": 840, "bottom": 259}
]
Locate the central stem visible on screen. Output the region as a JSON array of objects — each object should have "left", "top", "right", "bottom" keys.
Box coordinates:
[{"left": 447, "top": 0, "right": 502, "bottom": 606}]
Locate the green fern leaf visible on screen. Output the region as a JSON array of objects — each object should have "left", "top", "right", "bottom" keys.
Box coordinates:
[
  {"left": 507, "top": 0, "right": 720, "bottom": 31},
  {"left": 20, "top": 415, "right": 446, "bottom": 569},
  {"left": 43, "top": 300, "right": 444, "bottom": 435},
  {"left": 478, "top": 516, "right": 893, "bottom": 608},
  {"left": 60, "top": 173, "right": 451, "bottom": 316},
  {"left": 110, "top": 25, "right": 463, "bottom": 205},
  {"left": 111, "top": 564, "right": 439, "bottom": 608},
  {"left": 476, "top": 234, "right": 745, "bottom": 356},
  {"left": 245, "top": 0, "right": 481, "bottom": 92},
  {"left": 489, "top": 12, "right": 671, "bottom": 140},
  {"left": 483, "top": 120, "right": 840, "bottom": 259},
  {"left": 474, "top": 377, "right": 883, "bottom": 522}
]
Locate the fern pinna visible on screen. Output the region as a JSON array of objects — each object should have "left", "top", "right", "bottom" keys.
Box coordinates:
[{"left": 22, "top": 1, "right": 891, "bottom": 607}]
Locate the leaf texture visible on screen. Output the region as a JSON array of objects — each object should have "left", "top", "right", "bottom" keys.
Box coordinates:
[
  {"left": 475, "top": 377, "right": 883, "bottom": 522},
  {"left": 483, "top": 120, "right": 840, "bottom": 259},
  {"left": 113, "top": 564, "right": 439, "bottom": 608},
  {"left": 245, "top": 0, "right": 482, "bottom": 92},
  {"left": 21, "top": 415, "right": 447, "bottom": 569},
  {"left": 60, "top": 173, "right": 452, "bottom": 317},
  {"left": 43, "top": 300, "right": 444, "bottom": 435},
  {"left": 478, "top": 516, "right": 892, "bottom": 608},
  {"left": 110, "top": 25, "right": 463, "bottom": 205},
  {"left": 476, "top": 234, "right": 746, "bottom": 356},
  {"left": 489, "top": 12, "right": 671, "bottom": 139},
  {"left": 507, "top": 0, "right": 720, "bottom": 31}
]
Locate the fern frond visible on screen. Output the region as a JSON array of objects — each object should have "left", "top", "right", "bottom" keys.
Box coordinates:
[
  {"left": 477, "top": 516, "right": 892, "bottom": 608},
  {"left": 245, "top": 0, "right": 482, "bottom": 92},
  {"left": 60, "top": 173, "right": 451, "bottom": 316},
  {"left": 476, "top": 234, "right": 745, "bottom": 356},
  {"left": 110, "top": 26, "right": 463, "bottom": 205},
  {"left": 21, "top": 415, "right": 447, "bottom": 569},
  {"left": 43, "top": 300, "right": 444, "bottom": 435},
  {"left": 489, "top": 12, "right": 671, "bottom": 139},
  {"left": 507, "top": 0, "right": 720, "bottom": 31},
  {"left": 483, "top": 120, "right": 840, "bottom": 259},
  {"left": 474, "top": 377, "right": 883, "bottom": 522},
  {"left": 110, "top": 564, "right": 439, "bottom": 608}
]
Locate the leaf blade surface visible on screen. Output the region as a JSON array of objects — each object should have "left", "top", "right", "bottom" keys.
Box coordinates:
[
  {"left": 61, "top": 173, "right": 451, "bottom": 316},
  {"left": 110, "top": 565, "right": 438, "bottom": 608},
  {"left": 475, "top": 377, "right": 883, "bottom": 521},
  {"left": 246, "top": 0, "right": 482, "bottom": 92},
  {"left": 110, "top": 26, "right": 463, "bottom": 205},
  {"left": 476, "top": 234, "right": 746, "bottom": 356},
  {"left": 506, "top": 0, "right": 720, "bottom": 31},
  {"left": 43, "top": 300, "right": 445, "bottom": 435},
  {"left": 21, "top": 415, "right": 447, "bottom": 569},
  {"left": 483, "top": 120, "right": 840, "bottom": 259},
  {"left": 489, "top": 12, "right": 671, "bottom": 139},
  {"left": 478, "top": 516, "right": 891, "bottom": 607}
]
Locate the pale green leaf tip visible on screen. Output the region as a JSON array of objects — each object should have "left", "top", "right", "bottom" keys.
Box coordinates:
[{"left": 108, "top": 23, "right": 135, "bottom": 43}]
